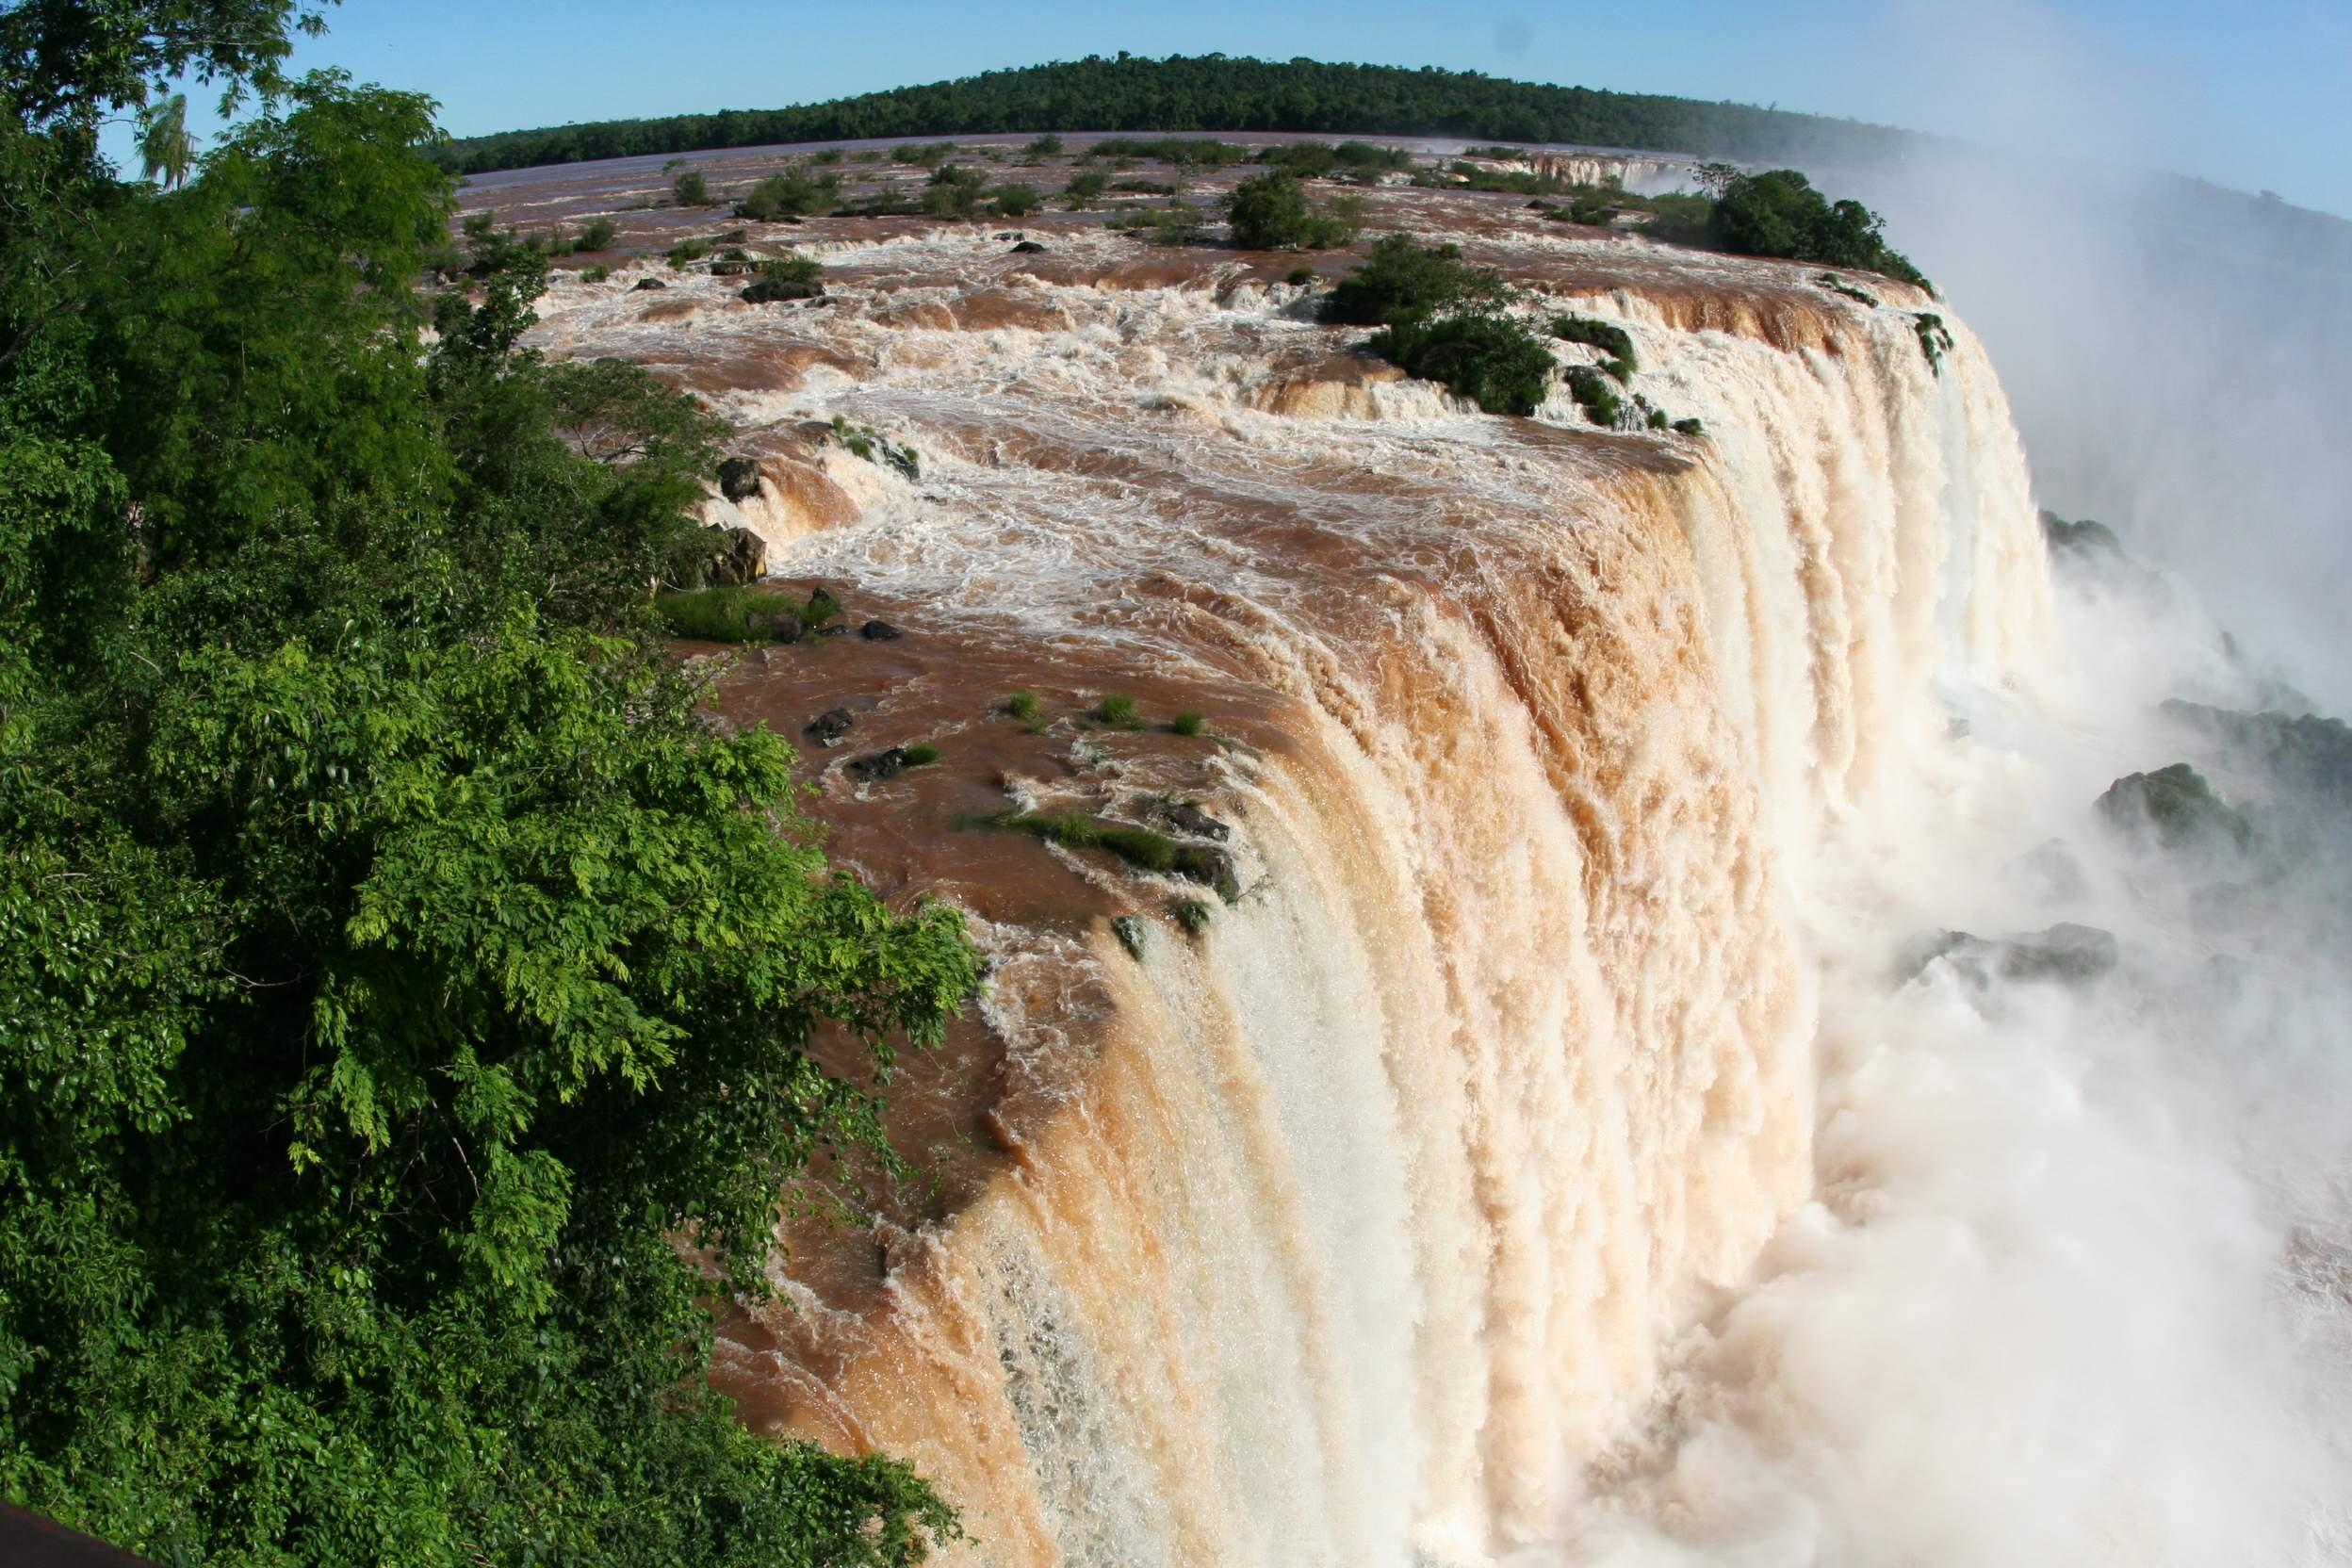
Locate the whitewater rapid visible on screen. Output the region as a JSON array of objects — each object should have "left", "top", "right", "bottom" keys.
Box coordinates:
[{"left": 513, "top": 198, "right": 2349, "bottom": 1564}]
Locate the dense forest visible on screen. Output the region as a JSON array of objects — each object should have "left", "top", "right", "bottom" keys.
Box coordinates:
[
  {"left": 0, "top": 2, "right": 973, "bottom": 1562},
  {"left": 433, "top": 53, "right": 1909, "bottom": 174}
]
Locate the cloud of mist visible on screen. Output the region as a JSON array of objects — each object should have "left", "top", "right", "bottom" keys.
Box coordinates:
[
  {"left": 1534, "top": 8, "right": 2352, "bottom": 1560},
  {"left": 1833, "top": 0, "right": 2352, "bottom": 708}
]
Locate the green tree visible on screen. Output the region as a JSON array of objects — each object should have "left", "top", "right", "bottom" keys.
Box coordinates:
[
  {"left": 1224, "top": 169, "right": 1360, "bottom": 250},
  {"left": 136, "top": 90, "right": 195, "bottom": 187},
  {"left": 0, "top": 8, "right": 975, "bottom": 1563}
]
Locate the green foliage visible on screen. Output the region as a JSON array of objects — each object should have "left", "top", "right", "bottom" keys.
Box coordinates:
[
  {"left": 988, "top": 181, "right": 1041, "bottom": 218},
  {"left": 903, "top": 743, "right": 943, "bottom": 767},
  {"left": 1112, "top": 914, "right": 1148, "bottom": 958},
  {"left": 1914, "top": 312, "right": 1955, "bottom": 373},
  {"left": 1816, "top": 270, "right": 1878, "bottom": 306},
  {"left": 1172, "top": 898, "right": 1214, "bottom": 935},
  {"left": 581, "top": 262, "right": 612, "bottom": 282},
  {"left": 666, "top": 237, "right": 711, "bottom": 268},
  {"left": 742, "top": 253, "right": 825, "bottom": 302},
  {"left": 1320, "top": 234, "right": 1506, "bottom": 326},
  {"left": 981, "top": 812, "right": 1230, "bottom": 892},
  {"left": 0, "top": 20, "right": 972, "bottom": 1563},
  {"left": 1108, "top": 204, "right": 1205, "bottom": 245},
  {"left": 430, "top": 58, "right": 1918, "bottom": 178},
  {"left": 1370, "top": 312, "right": 1556, "bottom": 416},
  {"left": 829, "top": 417, "right": 920, "bottom": 480},
  {"left": 578, "top": 214, "right": 616, "bottom": 250},
  {"left": 737, "top": 171, "right": 839, "bottom": 220},
  {"left": 1549, "top": 314, "right": 1637, "bottom": 380},
  {"left": 1062, "top": 169, "right": 1108, "bottom": 207},
  {"left": 1224, "top": 171, "right": 1361, "bottom": 249},
  {"left": 1084, "top": 136, "right": 1248, "bottom": 166},
  {"left": 1563, "top": 364, "right": 1625, "bottom": 426},
  {"left": 653, "top": 586, "right": 806, "bottom": 641},
  {"left": 921, "top": 162, "right": 984, "bottom": 218},
  {"left": 1023, "top": 133, "right": 1064, "bottom": 157},
  {"left": 1005, "top": 690, "right": 1041, "bottom": 724},
  {"left": 893, "top": 140, "right": 958, "bottom": 168},
  {"left": 1171, "top": 710, "right": 1205, "bottom": 737},
  {"left": 1708, "top": 169, "right": 1931, "bottom": 290},
  {"left": 1673, "top": 416, "right": 1705, "bottom": 435},
  {"left": 673, "top": 168, "right": 710, "bottom": 205},
  {"left": 1096, "top": 694, "right": 1142, "bottom": 727},
  {"left": 1285, "top": 265, "right": 1316, "bottom": 286}
]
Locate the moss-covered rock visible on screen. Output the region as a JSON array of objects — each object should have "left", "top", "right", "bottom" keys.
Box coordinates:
[{"left": 2095, "top": 762, "right": 2256, "bottom": 856}]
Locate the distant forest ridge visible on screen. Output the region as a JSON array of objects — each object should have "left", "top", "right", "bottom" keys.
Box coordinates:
[{"left": 432, "top": 54, "right": 1915, "bottom": 175}]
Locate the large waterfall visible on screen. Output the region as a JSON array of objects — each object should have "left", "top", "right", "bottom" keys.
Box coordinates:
[{"left": 508, "top": 182, "right": 2350, "bottom": 1564}]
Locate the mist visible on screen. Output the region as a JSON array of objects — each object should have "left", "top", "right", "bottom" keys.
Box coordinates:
[{"left": 1539, "top": 8, "right": 2352, "bottom": 1559}]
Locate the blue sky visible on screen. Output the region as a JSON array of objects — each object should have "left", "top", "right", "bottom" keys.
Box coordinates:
[{"left": 123, "top": 0, "right": 2352, "bottom": 216}]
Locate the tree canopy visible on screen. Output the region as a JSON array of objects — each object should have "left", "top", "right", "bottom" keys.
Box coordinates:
[{"left": 0, "top": 5, "right": 975, "bottom": 1562}]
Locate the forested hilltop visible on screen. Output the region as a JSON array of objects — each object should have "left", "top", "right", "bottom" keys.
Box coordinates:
[{"left": 435, "top": 53, "right": 1909, "bottom": 174}]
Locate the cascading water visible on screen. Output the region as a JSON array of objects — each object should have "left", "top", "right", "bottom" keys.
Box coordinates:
[{"left": 506, "top": 177, "right": 2350, "bottom": 1565}]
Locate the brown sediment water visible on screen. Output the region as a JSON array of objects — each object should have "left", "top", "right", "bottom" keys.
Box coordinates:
[{"left": 474, "top": 151, "right": 2046, "bottom": 1565}]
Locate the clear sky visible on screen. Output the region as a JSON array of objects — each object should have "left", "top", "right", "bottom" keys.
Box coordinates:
[{"left": 125, "top": 0, "right": 2352, "bottom": 217}]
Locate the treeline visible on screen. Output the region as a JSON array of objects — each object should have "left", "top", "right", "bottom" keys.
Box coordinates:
[{"left": 433, "top": 53, "right": 1908, "bottom": 175}]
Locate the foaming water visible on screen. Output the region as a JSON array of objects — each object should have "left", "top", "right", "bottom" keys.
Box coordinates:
[{"left": 504, "top": 175, "right": 2347, "bottom": 1564}]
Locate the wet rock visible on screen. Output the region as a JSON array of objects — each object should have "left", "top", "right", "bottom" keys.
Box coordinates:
[
  {"left": 815, "top": 624, "right": 848, "bottom": 638},
  {"left": 704, "top": 524, "right": 765, "bottom": 587},
  {"left": 847, "top": 747, "right": 908, "bottom": 781},
  {"left": 717, "top": 456, "right": 762, "bottom": 502},
  {"left": 2160, "top": 699, "right": 2352, "bottom": 808},
  {"left": 859, "top": 619, "right": 904, "bottom": 641},
  {"left": 709, "top": 258, "right": 754, "bottom": 276},
  {"left": 1171, "top": 844, "right": 1240, "bottom": 903},
  {"left": 1162, "top": 802, "right": 1230, "bottom": 841},
  {"left": 1902, "top": 923, "right": 2119, "bottom": 988},
  {"left": 2096, "top": 762, "right": 2255, "bottom": 856},
  {"left": 1011, "top": 240, "right": 1048, "bottom": 253},
  {"left": 994, "top": 231, "right": 1023, "bottom": 240},
  {"left": 632, "top": 276, "right": 667, "bottom": 290},
  {"left": 804, "top": 708, "right": 854, "bottom": 743}
]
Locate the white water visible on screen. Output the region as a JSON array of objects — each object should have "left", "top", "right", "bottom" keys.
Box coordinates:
[{"left": 534, "top": 228, "right": 2350, "bottom": 1563}]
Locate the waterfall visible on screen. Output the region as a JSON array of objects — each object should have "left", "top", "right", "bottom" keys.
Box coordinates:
[{"left": 529, "top": 214, "right": 2344, "bottom": 1563}]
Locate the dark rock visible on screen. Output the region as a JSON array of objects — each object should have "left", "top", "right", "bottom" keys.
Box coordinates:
[
  {"left": 994, "top": 231, "right": 1023, "bottom": 240},
  {"left": 1163, "top": 802, "right": 1230, "bottom": 841},
  {"left": 718, "top": 228, "right": 750, "bottom": 244},
  {"left": 2096, "top": 762, "right": 2255, "bottom": 856},
  {"left": 2160, "top": 699, "right": 2352, "bottom": 808},
  {"left": 816, "top": 624, "right": 848, "bottom": 638},
  {"left": 742, "top": 276, "right": 823, "bottom": 303},
  {"left": 1171, "top": 844, "right": 1240, "bottom": 903},
  {"left": 1902, "top": 923, "right": 2119, "bottom": 988},
  {"left": 1525, "top": 199, "right": 1548, "bottom": 209},
  {"left": 805, "top": 708, "right": 854, "bottom": 743},
  {"left": 847, "top": 747, "right": 908, "bottom": 781},
  {"left": 717, "top": 456, "right": 763, "bottom": 502},
  {"left": 1011, "top": 239, "right": 1048, "bottom": 253},
  {"left": 709, "top": 259, "right": 754, "bottom": 276},
  {"left": 2039, "top": 508, "right": 2122, "bottom": 563},
  {"left": 859, "top": 619, "right": 904, "bottom": 642},
  {"left": 632, "top": 276, "right": 667, "bottom": 290},
  {"left": 704, "top": 525, "right": 765, "bottom": 587}
]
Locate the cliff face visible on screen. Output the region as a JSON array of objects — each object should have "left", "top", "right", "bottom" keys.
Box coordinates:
[{"left": 492, "top": 167, "right": 2046, "bottom": 1565}]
